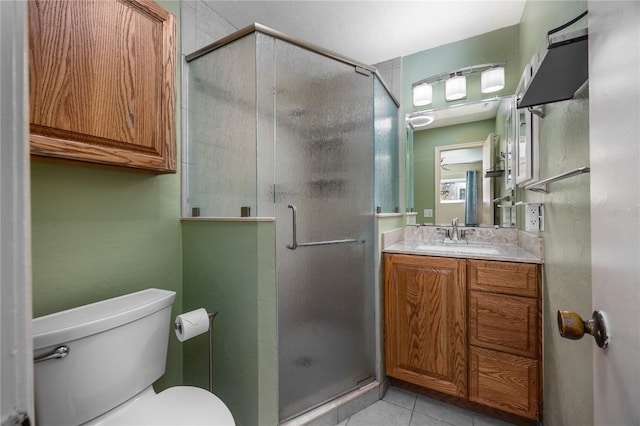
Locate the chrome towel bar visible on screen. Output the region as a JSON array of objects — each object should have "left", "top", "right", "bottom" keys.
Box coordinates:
[
  {"left": 295, "top": 238, "right": 362, "bottom": 248},
  {"left": 524, "top": 166, "right": 590, "bottom": 193}
]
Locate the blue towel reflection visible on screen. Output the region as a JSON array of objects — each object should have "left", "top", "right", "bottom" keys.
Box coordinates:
[{"left": 465, "top": 170, "right": 478, "bottom": 226}]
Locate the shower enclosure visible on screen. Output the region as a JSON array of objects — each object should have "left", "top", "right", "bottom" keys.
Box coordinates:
[{"left": 185, "top": 24, "right": 398, "bottom": 422}]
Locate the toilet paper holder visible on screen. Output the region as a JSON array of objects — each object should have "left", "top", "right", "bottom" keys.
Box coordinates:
[
  {"left": 174, "top": 311, "right": 218, "bottom": 392},
  {"left": 173, "top": 311, "right": 217, "bottom": 336}
]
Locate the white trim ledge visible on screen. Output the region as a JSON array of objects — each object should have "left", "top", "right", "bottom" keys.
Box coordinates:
[
  {"left": 181, "top": 217, "right": 276, "bottom": 222},
  {"left": 376, "top": 213, "right": 404, "bottom": 218}
]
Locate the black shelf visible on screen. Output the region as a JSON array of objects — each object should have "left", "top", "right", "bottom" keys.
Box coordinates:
[{"left": 518, "top": 13, "right": 588, "bottom": 109}]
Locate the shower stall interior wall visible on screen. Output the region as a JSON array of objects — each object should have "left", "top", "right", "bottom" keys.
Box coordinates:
[{"left": 185, "top": 25, "right": 398, "bottom": 422}]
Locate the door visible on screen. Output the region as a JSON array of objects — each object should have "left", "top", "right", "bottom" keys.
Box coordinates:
[
  {"left": 0, "top": 1, "right": 34, "bottom": 424},
  {"left": 274, "top": 40, "right": 375, "bottom": 420},
  {"left": 589, "top": 2, "right": 640, "bottom": 423}
]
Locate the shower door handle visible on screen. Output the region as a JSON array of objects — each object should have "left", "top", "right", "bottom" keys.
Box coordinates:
[
  {"left": 286, "top": 204, "right": 363, "bottom": 250},
  {"left": 287, "top": 204, "right": 298, "bottom": 249}
]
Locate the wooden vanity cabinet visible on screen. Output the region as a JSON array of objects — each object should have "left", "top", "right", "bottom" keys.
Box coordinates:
[
  {"left": 384, "top": 254, "right": 467, "bottom": 397},
  {"left": 28, "top": 0, "right": 176, "bottom": 173},
  {"left": 384, "top": 255, "right": 542, "bottom": 421}
]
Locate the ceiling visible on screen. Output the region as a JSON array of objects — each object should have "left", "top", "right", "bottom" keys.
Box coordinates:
[{"left": 203, "top": 1, "right": 527, "bottom": 65}]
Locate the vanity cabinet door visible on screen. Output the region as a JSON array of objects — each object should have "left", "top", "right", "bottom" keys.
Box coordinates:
[
  {"left": 28, "top": 0, "right": 176, "bottom": 173},
  {"left": 384, "top": 254, "right": 467, "bottom": 397}
]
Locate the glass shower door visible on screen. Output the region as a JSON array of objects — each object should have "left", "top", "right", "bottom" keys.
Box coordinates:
[{"left": 274, "top": 39, "right": 375, "bottom": 421}]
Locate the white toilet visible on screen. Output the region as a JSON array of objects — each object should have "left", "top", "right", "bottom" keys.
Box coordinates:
[{"left": 32, "top": 288, "right": 235, "bottom": 426}]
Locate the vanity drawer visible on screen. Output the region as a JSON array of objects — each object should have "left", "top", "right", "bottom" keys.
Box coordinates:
[
  {"left": 469, "top": 346, "right": 539, "bottom": 419},
  {"left": 469, "top": 291, "right": 538, "bottom": 358},
  {"left": 467, "top": 260, "right": 538, "bottom": 297}
]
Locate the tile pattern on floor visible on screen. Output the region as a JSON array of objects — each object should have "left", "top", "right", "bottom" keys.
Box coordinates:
[{"left": 337, "top": 387, "right": 514, "bottom": 426}]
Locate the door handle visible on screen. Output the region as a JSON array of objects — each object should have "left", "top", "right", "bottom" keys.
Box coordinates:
[
  {"left": 557, "top": 310, "right": 609, "bottom": 349},
  {"left": 285, "top": 204, "right": 362, "bottom": 249},
  {"left": 287, "top": 204, "right": 297, "bottom": 250}
]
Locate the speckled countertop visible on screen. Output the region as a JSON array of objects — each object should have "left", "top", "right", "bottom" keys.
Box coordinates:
[{"left": 382, "top": 226, "right": 544, "bottom": 264}]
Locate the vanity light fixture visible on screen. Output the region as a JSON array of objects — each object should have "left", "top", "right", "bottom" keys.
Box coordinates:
[
  {"left": 445, "top": 74, "right": 467, "bottom": 101},
  {"left": 413, "top": 83, "right": 433, "bottom": 106},
  {"left": 481, "top": 66, "right": 505, "bottom": 93},
  {"left": 412, "top": 62, "right": 506, "bottom": 106}
]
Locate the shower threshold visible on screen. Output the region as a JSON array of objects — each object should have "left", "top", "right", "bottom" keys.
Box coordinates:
[{"left": 280, "top": 380, "right": 381, "bottom": 426}]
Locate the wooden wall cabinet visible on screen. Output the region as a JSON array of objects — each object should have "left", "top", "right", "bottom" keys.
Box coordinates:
[
  {"left": 384, "top": 254, "right": 467, "bottom": 397},
  {"left": 28, "top": 0, "right": 176, "bottom": 173},
  {"left": 384, "top": 254, "right": 542, "bottom": 421}
]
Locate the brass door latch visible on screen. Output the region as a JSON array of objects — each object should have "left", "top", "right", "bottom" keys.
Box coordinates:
[{"left": 557, "top": 310, "right": 609, "bottom": 349}]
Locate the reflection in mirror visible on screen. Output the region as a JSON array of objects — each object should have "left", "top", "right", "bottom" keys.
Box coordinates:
[
  {"left": 515, "top": 60, "right": 540, "bottom": 186},
  {"left": 407, "top": 96, "right": 517, "bottom": 227},
  {"left": 504, "top": 102, "right": 515, "bottom": 190},
  {"left": 435, "top": 142, "right": 489, "bottom": 226}
]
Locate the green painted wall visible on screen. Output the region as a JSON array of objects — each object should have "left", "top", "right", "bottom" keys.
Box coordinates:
[
  {"left": 30, "top": 0, "right": 183, "bottom": 391},
  {"left": 517, "top": 2, "right": 592, "bottom": 425},
  {"left": 181, "top": 220, "right": 277, "bottom": 426},
  {"left": 375, "top": 215, "right": 405, "bottom": 378},
  {"left": 412, "top": 119, "right": 495, "bottom": 225}
]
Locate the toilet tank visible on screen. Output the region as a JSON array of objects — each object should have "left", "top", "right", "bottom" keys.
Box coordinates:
[{"left": 32, "top": 288, "right": 176, "bottom": 426}]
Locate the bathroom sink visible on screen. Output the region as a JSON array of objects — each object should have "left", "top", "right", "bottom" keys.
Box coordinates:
[{"left": 415, "top": 244, "right": 500, "bottom": 255}]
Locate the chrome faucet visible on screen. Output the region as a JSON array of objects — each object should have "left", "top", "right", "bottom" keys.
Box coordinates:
[
  {"left": 451, "top": 218, "right": 459, "bottom": 241},
  {"left": 437, "top": 217, "right": 475, "bottom": 243},
  {"left": 437, "top": 218, "right": 460, "bottom": 242}
]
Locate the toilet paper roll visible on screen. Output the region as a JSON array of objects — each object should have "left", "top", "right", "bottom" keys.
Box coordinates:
[{"left": 174, "top": 308, "right": 210, "bottom": 342}]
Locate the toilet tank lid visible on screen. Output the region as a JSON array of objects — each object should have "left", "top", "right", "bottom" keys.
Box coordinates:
[{"left": 33, "top": 288, "right": 176, "bottom": 350}]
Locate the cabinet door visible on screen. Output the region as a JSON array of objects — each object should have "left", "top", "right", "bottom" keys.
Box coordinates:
[
  {"left": 384, "top": 254, "right": 467, "bottom": 397},
  {"left": 469, "top": 347, "right": 539, "bottom": 419},
  {"left": 29, "top": 0, "right": 176, "bottom": 173}
]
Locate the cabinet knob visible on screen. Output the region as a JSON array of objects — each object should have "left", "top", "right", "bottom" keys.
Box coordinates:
[{"left": 557, "top": 310, "right": 609, "bottom": 349}]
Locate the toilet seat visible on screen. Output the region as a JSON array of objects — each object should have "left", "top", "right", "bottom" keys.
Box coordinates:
[{"left": 86, "top": 386, "right": 235, "bottom": 426}]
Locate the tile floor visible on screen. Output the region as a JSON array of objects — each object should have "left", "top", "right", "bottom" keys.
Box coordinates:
[{"left": 337, "top": 387, "right": 514, "bottom": 426}]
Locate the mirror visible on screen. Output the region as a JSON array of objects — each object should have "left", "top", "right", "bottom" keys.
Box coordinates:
[
  {"left": 407, "top": 96, "right": 516, "bottom": 227},
  {"left": 515, "top": 57, "right": 540, "bottom": 186}
]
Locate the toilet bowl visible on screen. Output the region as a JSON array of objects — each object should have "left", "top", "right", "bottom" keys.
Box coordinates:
[
  {"left": 32, "top": 288, "right": 235, "bottom": 426},
  {"left": 85, "top": 387, "right": 234, "bottom": 425}
]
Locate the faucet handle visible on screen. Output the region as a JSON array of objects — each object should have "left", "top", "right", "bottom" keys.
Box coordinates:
[
  {"left": 460, "top": 228, "right": 476, "bottom": 240},
  {"left": 435, "top": 227, "right": 450, "bottom": 239},
  {"left": 452, "top": 217, "right": 458, "bottom": 226}
]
